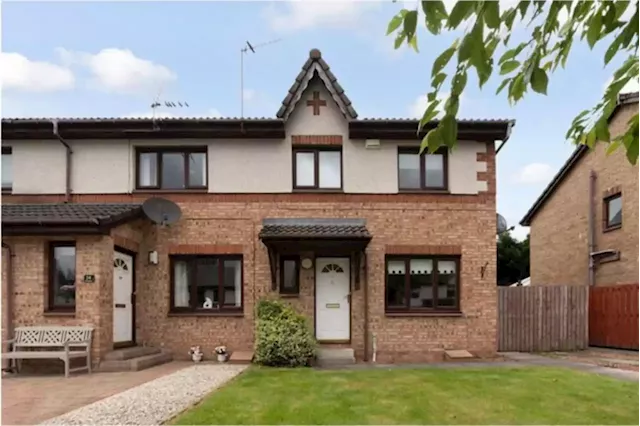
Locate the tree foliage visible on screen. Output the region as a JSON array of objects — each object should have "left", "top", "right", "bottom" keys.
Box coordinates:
[
  {"left": 497, "top": 232, "right": 530, "bottom": 286},
  {"left": 388, "top": 0, "right": 639, "bottom": 164}
]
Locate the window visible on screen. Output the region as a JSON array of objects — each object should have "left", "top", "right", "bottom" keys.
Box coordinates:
[
  {"left": 171, "top": 255, "right": 243, "bottom": 313},
  {"left": 2, "top": 147, "right": 12, "bottom": 191},
  {"left": 293, "top": 148, "right": 342, "bottom": 190},
  {"left": 398, "top": 147, "right": 447, "bottom": 190},
  {"left": 280, "top": 256, "right": 300, "bottom": 295},
  {"left": 49, "top": 242, "right": 76, "bottom": 311},
  {"left": 136, "top": 147, "right": 207, "bottom": 190},
  {"left": 385, "top": 256, "right": 459, "bottom": 313},
  {"left": 604, "top": 193, "right": 622, "bottom": 231}
]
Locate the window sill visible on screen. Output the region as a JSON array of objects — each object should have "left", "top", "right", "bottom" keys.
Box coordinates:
[
  {"left": 44, "top": 310, "right": 76, "bottom": 317},
  {"left": 398, "top": 189, "right": 449, "bottom": 194},
  {"left": 279, "top": 293, "right": 300, "bottom": 298},
  {"left": 168, "top": 311, "right": 244, "bottom": 318},
  {"left": 603, "top": 224, "right": 622, "bottom": 233},
  {"left": 292, "top": 189, "right": 344, "bottom": 194},
  {"left": 133, "top": 188, "right": 208, "bottom": 194},
  {"left": 385, "top": 311, "right": 463, "bottom": 318}
]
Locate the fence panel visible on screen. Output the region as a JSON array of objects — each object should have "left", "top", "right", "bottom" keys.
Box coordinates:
[
  {"left": 498, "top": 286, "right": 588, "bottom": 352},
  {"left": 589, "top": 284, "right": 639, "bottom": 350}
]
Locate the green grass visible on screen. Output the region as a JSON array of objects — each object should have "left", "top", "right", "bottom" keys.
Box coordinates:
[{"left": 172, "top": 366, "right": 639, "bottom": 425}]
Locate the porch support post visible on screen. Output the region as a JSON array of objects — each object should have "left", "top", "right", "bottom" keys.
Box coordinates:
[{"left": 352, "top": 251, "right": 362, "bottom": 290}]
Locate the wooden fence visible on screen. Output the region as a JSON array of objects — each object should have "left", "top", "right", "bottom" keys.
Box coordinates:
[
  {"left": 589, "top": 284, "right": 639, "bottom": 350},
  {"left": 498, "top": 286, "right": 588, "bottom": 352}
]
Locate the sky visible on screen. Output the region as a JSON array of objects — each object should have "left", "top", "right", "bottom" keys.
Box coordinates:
[{"left": 2, "top": 0, "right": 638, "bottom": 240}]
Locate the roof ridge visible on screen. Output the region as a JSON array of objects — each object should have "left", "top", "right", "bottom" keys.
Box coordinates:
[{"left": 275, "top": 49, "right": 358, "bottom": 120}]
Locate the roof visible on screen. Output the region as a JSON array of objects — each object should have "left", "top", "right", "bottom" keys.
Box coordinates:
[
  {"left": 259, "top": 218, "right": 371, "bottom": 239},
  {"left": 276, "top": 49, "right": 358, "bottom": 120},
  {"left": 2, "top": 203, "right": 143, "bottom": 234},
  {"left": 520, "top": 92, "right": 639, "bottom": 226}
]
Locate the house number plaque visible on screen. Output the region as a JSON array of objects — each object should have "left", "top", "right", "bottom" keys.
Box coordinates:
[{"left": 83, "top": 274, "right": 96, "bottom": 283}]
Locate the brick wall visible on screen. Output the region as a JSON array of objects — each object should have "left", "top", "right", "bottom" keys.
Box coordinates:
[{"left": 530, "top": 102, "right": 639, "bottom": 286}]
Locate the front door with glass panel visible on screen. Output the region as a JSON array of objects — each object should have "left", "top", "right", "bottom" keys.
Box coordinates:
[
  {"left": 113, "top": 251, "right": 134, "bottom": 345},
  {"left": 315, "top": 258, "right": 350, "bottom": 341}
]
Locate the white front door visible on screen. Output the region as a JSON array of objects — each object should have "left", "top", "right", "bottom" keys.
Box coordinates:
[
  {"left": 113, "top": 251, "right": 134, "bottom": 344},
  {"left": 315, "top": 257, "right": 350, "bottom": 341}
]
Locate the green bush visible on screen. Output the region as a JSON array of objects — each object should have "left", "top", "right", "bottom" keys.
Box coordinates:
[{"left": 254, "top": 299, "right": 316, "bottom": 367}]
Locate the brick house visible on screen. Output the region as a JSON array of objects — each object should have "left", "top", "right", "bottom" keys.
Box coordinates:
[
  {"left": 1, "top": 49, "right": 513, "bottom": 368},
  {"left": 520, "top": 92, "right": 638, "bottom": 287}
]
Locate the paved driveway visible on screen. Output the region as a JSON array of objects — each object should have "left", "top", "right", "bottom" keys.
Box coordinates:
[{"left": 2, "top": 362, "right": 189, "bottom": 425}]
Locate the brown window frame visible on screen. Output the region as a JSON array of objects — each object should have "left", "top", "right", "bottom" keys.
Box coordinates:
[
  {"left": 2, "top": 146, "right": 12, "bottom": 192},
  {"left": 385, "top": 255, "right": 460, "bottom": 314},
  {"left": 397, "top": 147, "right": 448, "bottom": 191},
  {"left": 169, "top": 255, "right": 243, "bottom": 314},
  {"left": 48, "top": 242, "right": 76, "bottom": 312},
  {"left": 135, "top": 146, "right": 208, "bottom": 191},
  {"left": 279, "top": 256, "right": 300, "bottom": 295},
  {"left": 292, "top": 147, "right": 343, "bottom": 190},
  {"left": 603, "top": 192, "right": 622, "bottom": 232}
]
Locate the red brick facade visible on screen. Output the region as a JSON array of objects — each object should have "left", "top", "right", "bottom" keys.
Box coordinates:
[{"left": 2, "top": 142, "right": 498, "bottom": 364}]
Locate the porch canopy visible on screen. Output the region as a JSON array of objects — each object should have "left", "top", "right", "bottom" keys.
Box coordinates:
[
  {"left": 2, "top": 203, "right": 143, "bottom": 235},
  {"left": 259, "top": 218, "right": 372, "bottom": 290}
]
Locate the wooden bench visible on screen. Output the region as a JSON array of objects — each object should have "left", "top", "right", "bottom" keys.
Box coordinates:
[{"left": 2, "top": 326, "right": 93, "bottom": 377}]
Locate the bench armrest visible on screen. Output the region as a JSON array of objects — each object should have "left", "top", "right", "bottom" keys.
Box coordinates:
[
  {"left": 64, "top": 340, "right": 92, "bottom": 350},
  {"left": 3, "top": 339, "right": 15, "bottom": 345}
]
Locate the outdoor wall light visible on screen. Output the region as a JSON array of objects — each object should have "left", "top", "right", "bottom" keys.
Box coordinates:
[
  {"left": 301, "top": 258, "right": 313, "bottom": 270},
  {"left": 148, "top": 250, "right": 159, "bottom": 265}
]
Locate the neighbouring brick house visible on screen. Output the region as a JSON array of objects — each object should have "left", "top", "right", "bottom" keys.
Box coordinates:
[{"left": 1, "top": 49, "right": 513, "bottom": 368}]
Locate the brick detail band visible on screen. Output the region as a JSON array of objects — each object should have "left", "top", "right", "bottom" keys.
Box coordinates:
[
  {"left": 113, "top": 235, "right": 139, "bottom": 253},
  {"left": 292, "top": 135, "right": 343, "bottom": 145},
  {"left": 168, "top": 244, "right": 244, "bottom": 255},
  {"left": 386, "top": 245, "right": 462, "bottom": 255},
  {"left": 603, "top": 185, "right": 622, "bottom": 197}
]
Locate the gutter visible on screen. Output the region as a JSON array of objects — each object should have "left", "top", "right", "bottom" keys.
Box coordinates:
[
  {"left": 51, "top": 120, "right": 72, "bottom": 202},
  {"left": 495, "top": 120, "right": 515, "bottom": 155},
  {"left": 2, "top": 241, "right": 14, "bottom": 371}
]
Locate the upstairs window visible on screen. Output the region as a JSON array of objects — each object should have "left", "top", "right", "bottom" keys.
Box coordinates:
[
  {"left": 2, "top": 147, "right": 12, "bottom": 191},
  {"left": 398, "top": 147, "right": 447, "bottom": 191},
  {"left": 136, "top": 147, "right": 207, "bottom": 190},
  {"left": 604, "top": 193, "right": 622, "bottom": 231},
  {"left": 293, "top": 148, "right": 342, "bottom": 190}
]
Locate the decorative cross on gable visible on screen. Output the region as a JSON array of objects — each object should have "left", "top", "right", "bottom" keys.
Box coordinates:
[{"left": 306, "top": 91, "right": 327, "bottom": 116}]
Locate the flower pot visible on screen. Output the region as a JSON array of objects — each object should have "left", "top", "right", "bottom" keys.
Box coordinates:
[
  {"left": 192, "top": 353, "right": 203, "bottom": 363},
  {"left": 217, "top": 353, "right": 227, "bottom": 363}
]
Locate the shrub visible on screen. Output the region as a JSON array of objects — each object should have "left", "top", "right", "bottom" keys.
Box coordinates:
[{"left": 254, "top": 299, "right": 316, "bottom": 367}]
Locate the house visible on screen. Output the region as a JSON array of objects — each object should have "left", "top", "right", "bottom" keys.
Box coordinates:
[
  {"left": 520, "top": 92, "right": 638, "bottom": 287},
  {"left": 1, "top": 49, "right": 513, "bottom": 368}
]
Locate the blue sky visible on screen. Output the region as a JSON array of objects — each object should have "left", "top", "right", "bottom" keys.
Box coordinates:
[{"left": 2, "top": 1, "right": 637, "bottom": 239}]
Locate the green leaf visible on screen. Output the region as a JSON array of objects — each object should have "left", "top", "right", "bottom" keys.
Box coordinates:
[
  {"left": 509, "top": 74, "right": 526, "bottom": 102},
  {"left": 587, "top": 12, "right": 603, "bottom": 48},
  {"left": 422, "top": 0, "right": 448, "bottom": 34},
  {"left": 500, "top": 60, "right": 520, "bottom": 75},
  {"left": 408, "top": 35, "right": 419, "bottom": 53},
  {"left": 496, "top": 78, "right": 511, "bottom": 94},
  {"left": 418, "top": 100, "right": 441, "bottom": 132},
  {"left": 447, "top": 1, "right": 475, "bottom": 29},
  {"left": 431, "top": 72, "right": 447, "bottom": 90},
  {"left": 394, "top": 33, "right": 405, "bottom": 49},
  {"left": 444, "top": 95, "right": 460, "bottom": 116},
  {"left": 484, "top": 1, "right": 501, "bottom": 29},
  {"left": 585, "top": 128, "right": 596, "bottom": 148},
  {"left": 403, "top": 10, "right": 419, "bottom": 38},
  {"left": 604, "top": 37, "right": 622, "bottom": 65},
  {"left": 530, "top": 68, "right": 548, "bottom": 95},
  {"left": 625, "top": 134, "right": 638, "bottom": 165},
  {"left": 499, "top": 42, "right": 527, "bottom": 65},
  {"left": 605, "top": 139, "right": 623, "bottom": 155},
  {"left": 452, "top": 70, "right": 468, "bottom": 94},
  {"left": 439, "top": 115, "right": 458, "bottom": 150},
  {"left": 387, "top": 14, "right": 403, "bottom": 35},
  {"left": 427, "top": 91, "right": 438, "bottom": 102},
  {"left": 458, "top": 33, "right": 475, "bottom": 62},
  {"left": 517, "top": 0, "right": 530, "bottom": 18},
  {"left": 595, "top": 119, "right": 611, "bottom": 142},
  {"left": 432, "top": 46, "right": 457, "bottom": 77},
  {"left": 486, "top": 36, "right": 499, "bottom": 58},
  {"left": 421, "top": 128, "right": 443, "bottom": 154}
]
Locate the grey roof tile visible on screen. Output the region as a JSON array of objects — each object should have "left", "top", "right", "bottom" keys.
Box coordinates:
[
  {"left": 2, "top": 203, "right": 142, "bottom": 226},
  {"left": 259, "top": 218, "right": 370, "bottom": 239}
]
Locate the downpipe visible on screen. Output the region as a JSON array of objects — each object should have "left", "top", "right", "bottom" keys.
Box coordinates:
[
  {"left": 52, "top": 120, "right": 73, "bottom": 202},
  {"left": 2, "top": 241, "right": 14, "bottom": 372},
  {"left": 588, "top": 171, "right": 596, "bottom": 287}
]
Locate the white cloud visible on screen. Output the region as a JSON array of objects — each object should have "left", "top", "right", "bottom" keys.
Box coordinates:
[
  {"left": 515, "top": 163, "right": 555, "bottom": 184},
  {"left": 511, "top": 225, "right": 530, "bottom": 241},
  {"left": 124, "top": 107, "right": 224, "bottom": 119},
  {"left": 408, "top": 93, "right": 466, "bottom": 119},
  {"left": 207, "top": 108, "right": 223, "bottom": 118},
  {"left": 57, "top": 48, "right": 176, "bottom": 95},
  {"left": 1, "top": 52, "right": 74, "bottom": 92},
  {"left": 265, "top": 0, "right": 380, "bottom": 32}
]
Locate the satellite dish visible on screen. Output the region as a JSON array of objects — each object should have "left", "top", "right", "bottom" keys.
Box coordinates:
[
  {"left": 142, "top": 197, "right": 182, "bottom": 226},
  {"left": 497, "top": 213, "right": 508, "bottom": 235}
]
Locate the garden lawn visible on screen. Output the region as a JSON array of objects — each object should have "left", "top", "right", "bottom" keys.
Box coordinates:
[{"left": 172, "top": 366, "right": 638, "bottom": 425}]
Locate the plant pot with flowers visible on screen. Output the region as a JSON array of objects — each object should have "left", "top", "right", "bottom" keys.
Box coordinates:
[
  {"left": 188, "top": 346, "right": 204, "bottom": 363},
  {"left": 214, "top": 346, "right": 228, "bottom": 363}
]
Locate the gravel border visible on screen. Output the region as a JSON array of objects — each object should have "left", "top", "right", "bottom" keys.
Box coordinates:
[{"left": 40, "top": 364, "right": 247, "bottom": 425}]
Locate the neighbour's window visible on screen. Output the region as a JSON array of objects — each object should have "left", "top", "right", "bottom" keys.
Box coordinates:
[
  {"left": 293, "top": 148, "right": 342, "bottom": 190},
  {"left": 136, "top": 147, "right": 207, "bottom": 190},
  {"left": 398, "top": 147, "right": 447, "bottom": 190},
  {"left": 2, "top": 147, "right": 12, "bottom": 191},
  {"left": 171, "top": 255, "right": 243, "bottom": 312},
  {"left": 604, "top": 193, "right": 622, "bottom": 231},
  {"left": 280, "top": 256, "right": 300, "bottom": 295},
  {"left": 49, "top": 242, "right": 76, "bottom": 311},
  {"left": 385, "top": 256, "right": 459, "bottom": 313}
]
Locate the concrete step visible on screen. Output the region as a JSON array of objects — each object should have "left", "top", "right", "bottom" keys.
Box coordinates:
[
  {"left": 103, "top": 346, "right": 161, "bottom": 361},
  {"left": 317, "top": 347, "right": 355, "bottom": 366},
  {"left": 97, "top": 350, "right": 172, "bottom": 372}
]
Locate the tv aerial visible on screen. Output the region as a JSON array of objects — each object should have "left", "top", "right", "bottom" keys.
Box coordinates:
[
  {"left": 240, "top": 38, "right": 282, "bottom": 120},
  {"left": 149, "top": 85, "right": 190, "bottom": 128},
  {"left": 142, "top": 197, "right": 183, "bottom": 227}
]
